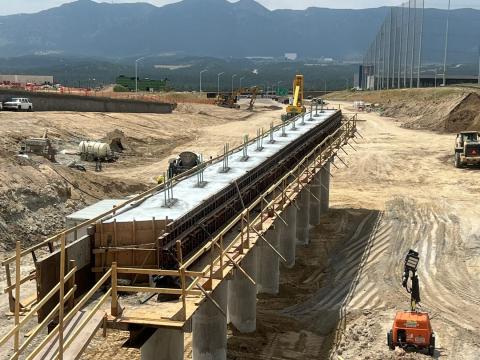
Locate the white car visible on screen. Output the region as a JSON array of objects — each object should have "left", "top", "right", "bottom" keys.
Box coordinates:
[{"left": 3, "top": 98, "right": 33, "bottom": 111}]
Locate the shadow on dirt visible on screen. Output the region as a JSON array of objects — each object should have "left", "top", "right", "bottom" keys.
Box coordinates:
[{"left": 226, "top": 208, "right": 382, "bottom": 360}]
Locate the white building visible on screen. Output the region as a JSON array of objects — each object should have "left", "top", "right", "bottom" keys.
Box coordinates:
[
  {"left": 284, "top": 53, "right": 298, "bottom": 61},
  {"left": 0, "top": 74, "right": 54, "bottom": 85}
]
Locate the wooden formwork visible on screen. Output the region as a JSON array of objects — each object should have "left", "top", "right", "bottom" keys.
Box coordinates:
[{"left": 93, "top": 219, "right": 171, "bottom": 281}]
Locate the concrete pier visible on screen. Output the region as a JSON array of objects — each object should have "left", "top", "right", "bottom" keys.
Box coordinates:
[
  {"left": 296, "top": 187, "right": 310, "bottom": 245},
  {"left": 192, "top": 281, "right": 228, "bottom": 360},
  {"left": 279, "top": 204, "right": 297, "bottom": 268},
  {"left": 309, "top": 173, "right": 321, "bottom": 226},
  {"left": 141, "top": 329, "right": 184, "bottom": 360},
  {"left": 257, "top": 226, "right": 280, "bottom": 294},
  {"left": 320, "top": 161, "right": 331, "bottom": 214},
  {"left": 228, "top": 247, "right": 257, "bottom": 333}
]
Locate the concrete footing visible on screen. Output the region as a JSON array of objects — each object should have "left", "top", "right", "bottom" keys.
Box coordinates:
[
  {"left": 141, "top": 328, "right": 184, "bottom": 360},
  {"left": 257, "top": 226, "right": 280, "bottom": 294},
  {"left": 320, "top": 161, "right": 331, "bottom": 214},
  {"left": 228, "top": 247, "right": 257, "bottom": 333},
  {"left": 279, "top": 204, "right": 296, "bottom": 268},
  {"left": 309, "top": 173, "right": 321, "bottom": 226},
  {"left": 192, "top": 281, "right": 228, "bottom": 360},
  {"left": 296, "top": 187, "right": 310, "bottom": 245}
]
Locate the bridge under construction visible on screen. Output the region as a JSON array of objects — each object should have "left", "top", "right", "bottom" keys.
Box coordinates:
[{"left": 0, "top": 107, "right": 358, "bottom": 359}]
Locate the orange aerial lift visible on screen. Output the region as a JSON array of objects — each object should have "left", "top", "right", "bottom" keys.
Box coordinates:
[{"left": 387, "top": 250, "right": 435, "bottom": 356}]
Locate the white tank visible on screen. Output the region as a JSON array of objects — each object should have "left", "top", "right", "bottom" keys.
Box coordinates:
[{"left": 79, "top": 141, "right": 112, "bottom": 159}]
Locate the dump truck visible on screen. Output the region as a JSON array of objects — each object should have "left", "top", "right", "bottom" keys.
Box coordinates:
[{"left": 454, "top": 131, "right": 480, "bottom": 168}]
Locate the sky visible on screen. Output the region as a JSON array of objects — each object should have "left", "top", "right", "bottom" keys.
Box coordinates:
[{"left": 0, "top": 0, "right": 479, "bottom": 16}]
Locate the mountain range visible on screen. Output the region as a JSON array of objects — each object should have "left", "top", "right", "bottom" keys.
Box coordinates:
[{"left": 0, "top": 0, "right": 479, "bottom": 63}]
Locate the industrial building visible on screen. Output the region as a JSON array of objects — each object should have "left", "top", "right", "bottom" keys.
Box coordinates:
[{"left": 0, "top": 74, "right": 54, "bottom": 86}]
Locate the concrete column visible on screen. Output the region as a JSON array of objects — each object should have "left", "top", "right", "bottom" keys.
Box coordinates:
[
  {"left": 257, "top": 226, "right": 280, "bottom": 295},
  {"left": 279, "top": 204, "right": 296, "bottom": 268},
  {"left": 309, "top": 173, "right": 321, "bottom": 226},
  {"left": 296, "top": 186, "right": 310, "bottom": 245},
  {"left": 192, "top": 281, "right": 227, "bottom": 360},
  {"left": 320, "top": 161, "right": 331, "bottom": 214},
  {"left": 141, "top": 328, "right": 184, "bottom": 360},
  {"left": 228, "top": 247, "right": 257, "bottom": 333}
]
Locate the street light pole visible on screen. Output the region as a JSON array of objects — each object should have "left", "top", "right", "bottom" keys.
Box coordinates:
[
  {"left": 231, "top": 74, "right": 237, "bottom": 95},
  {"left": 443, "top": 0, "right": 451, "bottom": 87},
  {"left": 135, "top": 57, "right": 145, "bottom": 93},
  {"left": 217, "top": 72, "right": 224, "bottom": 95},
  {"left": 239, "top": 76, "right": 245, "bottom": 90},
  {"left": 199, "top": 69, "right": 207, "bottom": 92}
]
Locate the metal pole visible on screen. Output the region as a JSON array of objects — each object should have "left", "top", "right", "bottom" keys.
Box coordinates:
[
  {"left": 398, "top": 2, "right": 404, "bottom": 88},
  {"left": 199, "top": 69, "right": 207, "bottom": 92},
  {"left": 135, "top": 61, "right": 138, "bottom": 93},
  {"left": 387, "top": 9, "right": 392, "bottom": 89},
  {"left": 417, "top": 0, "right": 424, "bottom": 88},
  {"left": 232, "top": 74, "right": 237, "bottom": 95},
  {"left": 240, "top": 76, "right": 245, "bottom": 90},
  {"left": 382, "top": 22, "right": 386, "bottom": 89},
  {"left": 392, "top": 7, "right": 397, "bottom": 89},
  {"left": 217, "top": 72, "right": 224, "bottom": 95},
  {"left": 135, "top": 57, "right": 145, "bottom": 93},
  {"left": 443, "top": 0, "right": 451, "bottom": 87},
  {"left": 410, "top": 0, "right": 416, "bottom": 88},
  {"left": 404, "top": 0, "right": 411, "bottom": 88},
  {"left": 478, "top": 46, "right": 480, "bottom": 85}
]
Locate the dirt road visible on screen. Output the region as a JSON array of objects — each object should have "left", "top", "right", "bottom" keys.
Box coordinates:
[{"left": 228, "top": 102, "right": 480, "bottom": 359}]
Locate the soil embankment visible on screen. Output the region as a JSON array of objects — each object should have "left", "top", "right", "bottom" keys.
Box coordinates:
[{"left": 326, "top": 87, "right": 480, "bottom": 133}]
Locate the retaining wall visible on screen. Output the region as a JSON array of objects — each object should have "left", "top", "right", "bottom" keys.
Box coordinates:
[{"left": 0, "top": 89, "right": 176, "bottom": 113}]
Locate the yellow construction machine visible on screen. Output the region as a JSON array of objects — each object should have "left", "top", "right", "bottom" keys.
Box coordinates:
[{"left": 283, "top": 75, "right": 306, "bottom": 121}]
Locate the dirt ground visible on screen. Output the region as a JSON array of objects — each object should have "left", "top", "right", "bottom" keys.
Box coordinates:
[
  {"left": 226, "top": 101, "right": 480, "bottom": 360},
  {"left": 2, "top": 96, "right": 479, "bottom": 359},
  {"left": 0, "top": 99, "right": 284, "bottom": 359}
]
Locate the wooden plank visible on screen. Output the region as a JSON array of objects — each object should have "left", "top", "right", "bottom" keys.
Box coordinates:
[{"left": 32, "top": 310, "right": 105, "bottom": 360}]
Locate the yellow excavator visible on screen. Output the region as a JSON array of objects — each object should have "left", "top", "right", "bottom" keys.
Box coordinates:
[{"left": 282, "top": 75, "right": 306, "bottom": 121}]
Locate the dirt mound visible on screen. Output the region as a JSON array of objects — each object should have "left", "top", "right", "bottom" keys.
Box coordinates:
[
  {"left": 401, "top": 92, "right": 480, "bottom": 132},
  {"left": 443, "top": 92, "right": 480, "bottom": 132},
  {"left": 103, "top": 129, "right": 127, "bottom": 153}
]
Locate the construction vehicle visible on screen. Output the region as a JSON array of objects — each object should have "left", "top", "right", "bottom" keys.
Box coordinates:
[
  {"left": 19, "top": 130, "right": 56, "bottom": 161},
  {"left": 282, "top": 75, "right": 306, "bottom": 121},
  {"left": 454, "top": 131, "right": 480, "bottom": 168},
  {"left": 387, "top": 250, "right": 435, "bottom": 356},
  {"left": 246, "top": 86, "right": 258, "bottom": 111},
  {"left": 168, "top": 151, "right": 200, "bottom": 178},
  {"left": 215, "top": 91, "right": 240, "bottom": 109}
]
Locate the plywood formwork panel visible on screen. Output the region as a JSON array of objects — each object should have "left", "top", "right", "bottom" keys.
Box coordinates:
[{"left": 94, "top": 219, "right": 169, "bottom": 281}]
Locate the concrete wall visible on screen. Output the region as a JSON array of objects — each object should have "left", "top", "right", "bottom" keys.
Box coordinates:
[{"left": 0, "top": 89, "right": 175, "bottom": 113}]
